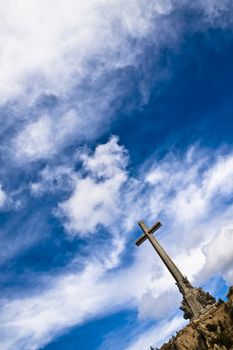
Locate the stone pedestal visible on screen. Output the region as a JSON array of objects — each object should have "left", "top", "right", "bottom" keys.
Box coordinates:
[{"left": 181, "top": 287, "right": 216, "bottom": 320}]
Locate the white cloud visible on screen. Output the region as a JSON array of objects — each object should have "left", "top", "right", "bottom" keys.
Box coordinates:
[
  {"left": 0, "top": 185, "right": 7, "bottom": 207},
  {"left": 60, "top": 176, "right": 126, "bottom": 235},
  {"left": 201, "top": 224, "right": 233, "bottom": 284},
  {"left": 13, "top": 110, "right": 80, "bottom": 161},
  {"left": 80, "top": 136, "right": 128, "bottom": 179},
  {"left": 143, "top": 148, "right": 233, "bottom": 230},
  {"left": 58, "top": 136, "right": 128, "bottom": 235},
  {"left": 13, "top": 115, "right": 54, "bottom": 160},
  {"left": 204, "top": 154, "right": 233, "bottom": 196}
]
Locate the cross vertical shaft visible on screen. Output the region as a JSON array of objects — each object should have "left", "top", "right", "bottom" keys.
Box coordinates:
[{"left": 137, "top": 220, "right": 191, "bottom": 295}]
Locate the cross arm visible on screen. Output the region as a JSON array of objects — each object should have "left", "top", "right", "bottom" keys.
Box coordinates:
[
  {"left": 135, "top": 221, "right": 162, "bottom": 246},
  {"left": 135, "top": 233, "right": 148, "bottom": 246}
]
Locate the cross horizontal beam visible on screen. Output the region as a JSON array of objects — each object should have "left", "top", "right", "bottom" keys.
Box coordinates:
[{"left": 135, "top": 221, "right": 162, "bottom": 246}]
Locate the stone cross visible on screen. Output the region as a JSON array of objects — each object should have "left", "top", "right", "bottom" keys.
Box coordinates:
[{"left": 136, "top": 220, "right": 216, "bottom": 320}]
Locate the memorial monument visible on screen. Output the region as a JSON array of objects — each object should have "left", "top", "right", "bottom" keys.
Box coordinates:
[{"left": 135, "top": 220, "right": 216, "bottom": 320}]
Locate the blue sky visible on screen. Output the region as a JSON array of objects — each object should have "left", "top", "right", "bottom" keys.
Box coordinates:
[{"left": 0, "top": 1, "right": 233, "bottom": 349}]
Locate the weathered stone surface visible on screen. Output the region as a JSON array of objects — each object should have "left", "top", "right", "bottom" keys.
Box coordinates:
[{"left": 159, "top": 287, "right": 233, "bottom": 350}]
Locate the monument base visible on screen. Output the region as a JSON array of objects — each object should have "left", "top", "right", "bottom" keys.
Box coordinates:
[{"left": 180, "top": 287, "right": 216, "bottom": 320}]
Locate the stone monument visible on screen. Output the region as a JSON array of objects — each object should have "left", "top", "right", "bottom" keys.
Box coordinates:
[{"left": 135, "top": 220, "right": 216, "bottom": 320}]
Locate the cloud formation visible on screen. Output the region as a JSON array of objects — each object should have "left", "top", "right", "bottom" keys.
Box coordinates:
[
  {"left": 1, "top": 0, "right": 232, "bottom": 163},
  {"left": 2, "top": 0, "right": 174, "bottom": 162},
  {"left": 201, "top": 224, "right": 233, "bottom": 284},
  {"left": 1, "top": 138, "right": 233, "bottom": 349},
  {"left": 58, "top": 136, "right": 128, "bottom": 235},
  {"left": 1, "top": 1, "right": 233, "bottom": 349}
]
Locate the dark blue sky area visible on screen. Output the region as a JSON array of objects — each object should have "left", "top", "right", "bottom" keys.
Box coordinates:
[
  {"left": 42, "top": 310, "right": 140, "bottom": 350},
  {"left": 110, "top": 28, "right": 233, "bottom": 167}
]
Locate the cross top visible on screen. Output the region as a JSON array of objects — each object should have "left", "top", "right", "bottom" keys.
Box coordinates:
[{"left": 136, "top": 220, "right": 162, "bottom": 246}]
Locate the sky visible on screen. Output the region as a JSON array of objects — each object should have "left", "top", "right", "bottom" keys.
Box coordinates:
[{"left": 0, "top": 1, "right": 233, "bottom": 349}]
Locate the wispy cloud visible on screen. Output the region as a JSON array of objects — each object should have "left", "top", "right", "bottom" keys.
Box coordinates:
[
  {"left": 1, "top": 0, "right": 168, "bottom": 103},
  {"left": 13, "top": 111, "right": 79, "bottom": 161}
]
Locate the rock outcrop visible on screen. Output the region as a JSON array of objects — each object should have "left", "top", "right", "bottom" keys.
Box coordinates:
[{"left": 159, "top": 287, "right": 233, "bottom": 350}]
